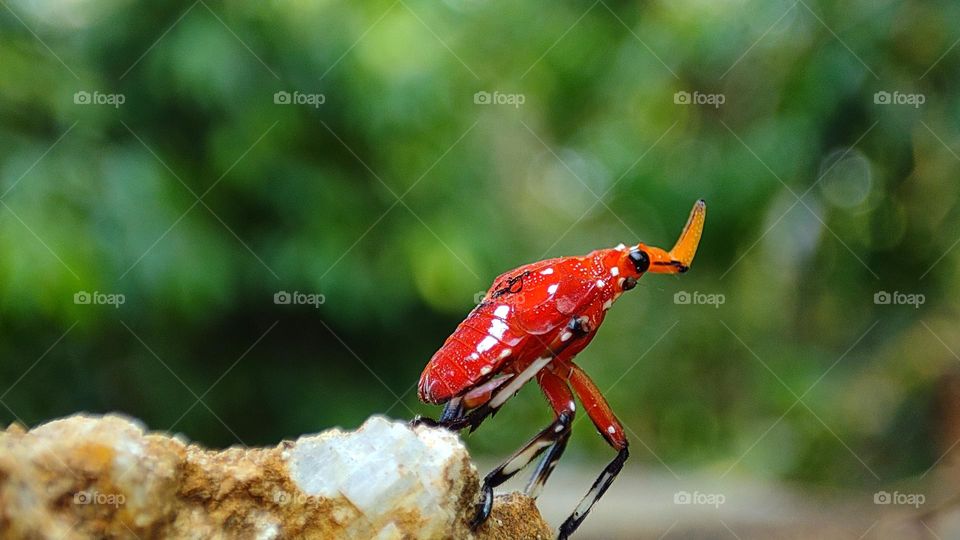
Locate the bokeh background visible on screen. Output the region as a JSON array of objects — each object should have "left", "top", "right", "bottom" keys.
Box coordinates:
[{"left": 2, "top": 0, "right": 960, "bottom": 537}]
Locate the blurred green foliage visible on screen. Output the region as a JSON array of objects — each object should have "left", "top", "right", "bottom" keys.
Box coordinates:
[{"left": 1, "top": 0, "right": 959, "bottom": 489}]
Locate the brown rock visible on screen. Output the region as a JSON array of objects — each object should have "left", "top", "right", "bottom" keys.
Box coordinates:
[{"left": 0, "top": 414, "right": 552, "bottom": 540}]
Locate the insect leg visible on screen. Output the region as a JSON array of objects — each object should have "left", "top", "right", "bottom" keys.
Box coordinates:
[
  {"left": 524, "top": 368, "right": 575, "bottom": 499},
  {"left": 439, "top": 396, "right": 464, "bottom": 423},
  {"left": 443, "top": 355, "right": 551, "bottom": 433},
  {"left": 445, "top": 316, "right": 589, "bottom": 433},
  {"left": 477, "top": 315, "right": 590, "bottom": 419},
  {"left": 412, "top": 376, "right": 510, "bottom": 430},
  {"left": 558, "top": 363, "right": 629, "bottom": 540},
  {"left": 470, "top": 372, "right": 575, "bottom": 529},
  {"left": 410, "top": 396, "right": 463, "bottom": 428}
]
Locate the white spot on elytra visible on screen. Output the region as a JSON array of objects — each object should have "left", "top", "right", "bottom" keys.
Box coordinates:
[
  {"left": 499, "top": 348, "right": 512, "bottom": 359},
  {"left": 540, "top": 268, "right": 554, "bottom": 275},
  {"left": 493, "top": 305, "right": 510, "bottom": 318},
  {"left": 469, "top": 352, "right": 480, "bottom": 361},
  {"left": 596, "top": 280, "right": 604, "bottom": 288},
  {"left": 489, "top": 318, "right": 508, "bottom": 339},
  {"left": 607, "top": 426, "right": 616, "bottom": 434},
  {"left": 610, "top": 267, "right": 619, "bottom": 276},
  {"left": 561, "top": 331, "right": 573, "bottom": 342},
  {"left": 615, "top": 243, "right": 626, "bottom": 251},
  {"left": 568, "top": 400, "right": 576, "bottom": 411},
  {"left": 547, "top": 283, "right": 559, "bottom": 295},
  {"left": 602, "top": 299, "right": 612, "bottom": 310},
  {"left": 476, "top": 336, "right": 498, "bottom": 353},
  {"left": 481, "top": 365, "right": 492, "bottom": 375}
]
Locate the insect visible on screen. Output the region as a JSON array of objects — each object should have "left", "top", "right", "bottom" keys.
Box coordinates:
[{"left": 413, "top": 200, "right": 706, "bottom": 538}]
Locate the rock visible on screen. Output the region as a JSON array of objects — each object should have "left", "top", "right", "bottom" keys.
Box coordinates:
[{"left": 0, "top": 414, "right": 552, "bottom": 539}]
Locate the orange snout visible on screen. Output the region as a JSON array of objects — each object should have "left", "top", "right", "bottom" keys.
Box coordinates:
[{"left": 643, "top": 199, "right": 706, "bottom": 274}]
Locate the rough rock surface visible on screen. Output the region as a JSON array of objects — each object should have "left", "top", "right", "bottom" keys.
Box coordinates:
[{"left": 0, "top": 414, "right": 552, "bottom": 539}]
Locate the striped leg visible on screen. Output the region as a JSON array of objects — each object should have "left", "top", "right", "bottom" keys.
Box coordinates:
[
  {"left": 525, "top": 369, "right": 576, "bottom": 499},
  {"left": 525, "top": 434, "right": 571, "bottom": 499},
  {"left": 471, "top": 371, "right": 576, "bottom": 529},
  {"left": 558, "top": 363, "right": 630, "bottom": 540}
]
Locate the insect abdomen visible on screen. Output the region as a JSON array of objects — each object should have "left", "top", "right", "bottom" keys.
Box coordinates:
[{"left": 417, "top": 307, "right": 525, "bottom": 404}]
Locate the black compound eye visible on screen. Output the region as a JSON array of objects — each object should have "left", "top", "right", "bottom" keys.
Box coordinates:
[{"left": 629, "top": 249, "right": 650, "bottom": 273}]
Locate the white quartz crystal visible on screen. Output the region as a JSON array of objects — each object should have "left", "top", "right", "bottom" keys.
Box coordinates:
[{"left": 288, "top": 416, "right": 474, "bottom": 539}]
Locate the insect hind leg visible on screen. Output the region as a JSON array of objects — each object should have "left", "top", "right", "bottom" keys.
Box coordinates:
[
  {"left": 410, "top": 396, "right": 464, "bottom": 428},
  {"left": 438, "top": 397, "right": 464, "bottom": 423},
  {"left": 411, "top": 376, "right": 509, "bottom": 432},
  {"left": 525, "top": 369, "right": 576, "bottom": 499},
  {"left": 443, "top": 353, "right": 554, "bottom": 433},
  {"left": 470, "top": 374, "right": 575, "bottom": 530}
]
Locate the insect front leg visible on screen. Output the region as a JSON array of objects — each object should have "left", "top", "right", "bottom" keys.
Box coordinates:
[
  {"left": 558, "top": 362, "right": 629, "bottom": 540},
  {"left": 470, "top": 369, "right": 576, "bottom": 530}
]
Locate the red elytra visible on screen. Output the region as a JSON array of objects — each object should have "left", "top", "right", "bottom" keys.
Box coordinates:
[{"left": 414, "top": 200, "right": 706, "bottom": 539}]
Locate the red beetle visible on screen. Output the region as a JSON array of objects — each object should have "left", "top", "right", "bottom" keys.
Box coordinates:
[{"left": 414, "top": 200, "right": 706, "bottom": 539}]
